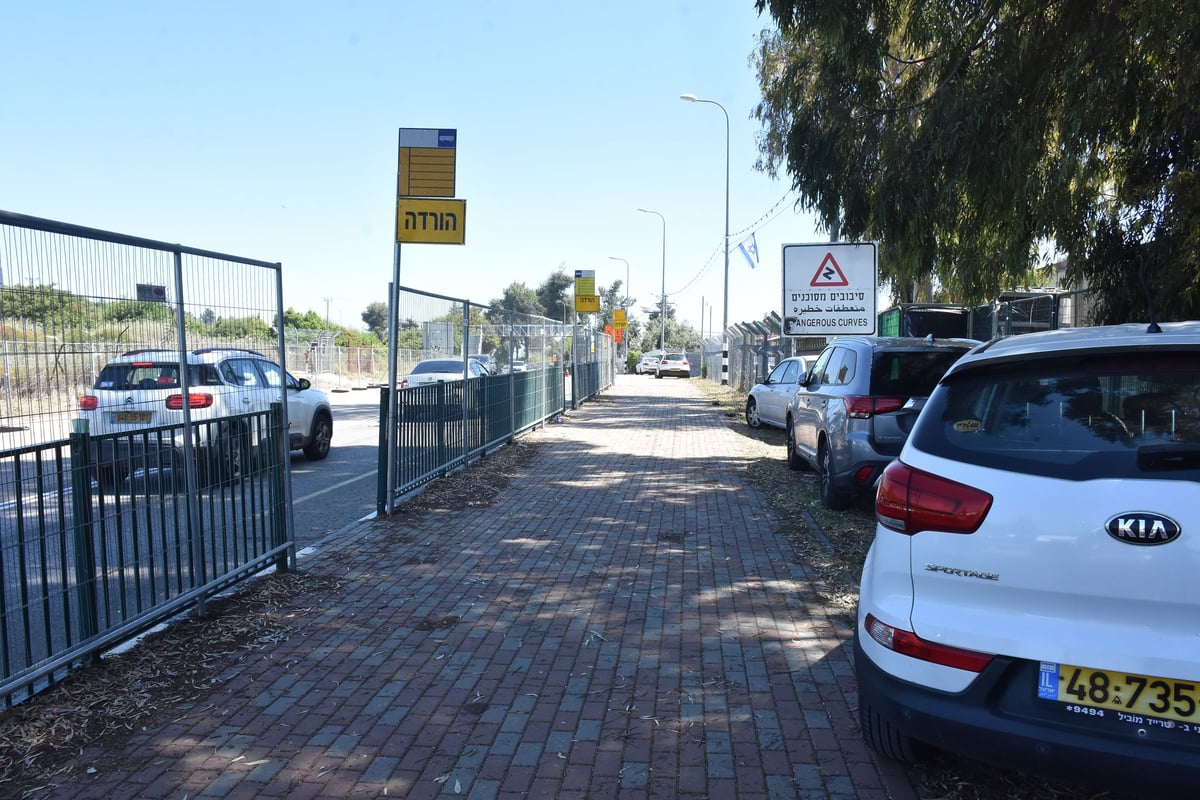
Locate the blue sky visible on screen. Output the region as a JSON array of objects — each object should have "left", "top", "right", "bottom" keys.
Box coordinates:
[{"left": 2, "top": 1, "right": 828, "bottom": 335}]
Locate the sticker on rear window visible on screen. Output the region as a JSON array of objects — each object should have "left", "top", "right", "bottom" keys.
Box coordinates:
[{"left": 953, "top": 419, "right": 982, "bottom": 433}]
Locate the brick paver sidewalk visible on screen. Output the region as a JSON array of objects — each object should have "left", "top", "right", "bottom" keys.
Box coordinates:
[{"left": 51, "top": 375, "right": 917, "bottom": 799}]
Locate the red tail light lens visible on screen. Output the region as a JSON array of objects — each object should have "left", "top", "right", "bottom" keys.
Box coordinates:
[
  {"left": 79, "top": 395, "right": 99, "bottom": 410},
  {"left": 864, "top": 613, "right": 993, "bottom": 672},
  {"left": 843, "top": 395, "right": 905, "bottom": 418},
  {"left": 876, "top": 460, "right": 992, "bottom": 535},
  {"left": 165, "top": 393, "right": 214, "bottom": 410}
]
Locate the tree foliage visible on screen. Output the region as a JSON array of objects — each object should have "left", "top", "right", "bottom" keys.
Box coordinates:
[
  {"left": 361, "top": 301, "right": 389, "bottom": 341},
  {"left": 752, "top": 0, "right": 1200, "bottom": 322},
  {"left": 536, "top": 267, "right": 574, "bottom": 323}
]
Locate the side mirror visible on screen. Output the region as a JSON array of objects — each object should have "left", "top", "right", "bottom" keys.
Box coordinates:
[{"left": 298, "top": 377, "right": 312, "bottom": 390}]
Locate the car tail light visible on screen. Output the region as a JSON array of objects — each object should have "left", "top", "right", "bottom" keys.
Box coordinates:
[
  {"left": 864, "top": 613, "right": 993, "bottom": 672},
  {"left": 843, "top": 395, "right": 905, "bottom": 418},
  {"left": 79, "top": 395, "right": 99, "bottom": 410},
  {"left": 165, "top": 393, "right": 214, "bottom": 410},
  {"left": 876, "top": 460, "right": 992, "bottom": 535}
]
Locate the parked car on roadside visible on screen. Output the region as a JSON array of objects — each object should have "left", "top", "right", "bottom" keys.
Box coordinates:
[
  {"left": 786, "top": 335, "right": 976, "bottom": 509},
  {"left": 400, "top": 357, "right": 489, "bottom": 388},
  {"left": 745, "top": 356, "right": 810, "bottom": 430},
  {"left": 855, "top": 321, "right": 1200, "bottom": 795},
  {"left": 636, "top": 351, "right": 663, "bottom": 375},
  {"left": 468, "top": 353, "right": 496, "bottom": 374},
  {"left": 78, "top": 347, "right": 333, "bottom": 489},
  {"left": 655, "top": 352, "right": 691, "bottom": 379}
]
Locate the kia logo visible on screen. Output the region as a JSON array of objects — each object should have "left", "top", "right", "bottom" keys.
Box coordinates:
[{"left": 1105, "top": 512, "right": 1181, "bottom": 545}]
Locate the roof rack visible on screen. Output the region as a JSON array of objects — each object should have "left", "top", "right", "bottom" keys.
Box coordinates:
[{"left": 191, "top": 347, "right": 267, "bottom": 357}]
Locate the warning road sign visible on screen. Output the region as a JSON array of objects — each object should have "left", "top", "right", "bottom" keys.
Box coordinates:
[
  {"left": 781, "top": 242, "right": 877, "bottom": 336},
  {"left": 810, "top": 252, "right": 850, "bottom": 287}
]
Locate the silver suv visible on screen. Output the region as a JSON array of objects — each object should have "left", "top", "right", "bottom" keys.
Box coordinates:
[
  {"left": 786, "top": 335, "right": 975, "bottom": 508},
  {"left": 78, "top": 347, "right": 333, "bottom": 488}
]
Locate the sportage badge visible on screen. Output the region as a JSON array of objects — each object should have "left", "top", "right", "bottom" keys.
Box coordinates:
[{"left": 1105, "top": 512, "right": 1181, "bottom": 545}]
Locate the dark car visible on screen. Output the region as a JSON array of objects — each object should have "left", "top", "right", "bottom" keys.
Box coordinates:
[{"left": 785, "top": 335, "right": 976, "bottom": 508}]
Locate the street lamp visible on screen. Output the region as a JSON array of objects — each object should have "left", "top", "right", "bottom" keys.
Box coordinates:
[
  {"left": 637, "top": 208, "right": 667, "bottom": 352},
  {"left": 607, "top": 256, "right": 630, "bottom": 307},
  {"left": 680, "top": 92, "right": 730, "bottom": 385}
]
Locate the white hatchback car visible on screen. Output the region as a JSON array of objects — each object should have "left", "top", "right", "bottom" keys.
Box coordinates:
[
  {"left": 855, "top": 321, "right": 1200, "bottom": 793},
  {"left": 78, "top": 347, "right": 333, "bottom": 488}
]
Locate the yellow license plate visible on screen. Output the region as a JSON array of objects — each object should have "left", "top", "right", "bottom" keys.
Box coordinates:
[
  {"left": 113, "top": 411, "right": 152, "bottom": 424},
  {"left": 1039, "top": 661, "right": 1199, "bottom": 724}
]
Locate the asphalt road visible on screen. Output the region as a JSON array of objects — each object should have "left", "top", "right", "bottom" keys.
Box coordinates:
[{"left": 288, "top": 386, "right": 383, "bottom": 548}]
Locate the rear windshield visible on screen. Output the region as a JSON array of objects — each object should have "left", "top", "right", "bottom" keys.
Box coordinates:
[
  {"left": 910, "top": 351, "right": 1200, "bottom": 481},
  {"left": 412, "top": 360, "right": 465, "bottom": 374},
  {"left": 869, "top": 349, "right": 967, "bottom": 397},
  {"left": 94, "top": 362, "right": 220, "bottom": 390}
]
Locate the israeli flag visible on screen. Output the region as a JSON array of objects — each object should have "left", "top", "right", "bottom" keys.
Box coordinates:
[{"left": 737, "top": 233, "right": 759, "bottom": 269}]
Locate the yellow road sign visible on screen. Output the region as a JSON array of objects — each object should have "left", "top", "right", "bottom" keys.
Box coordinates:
[
  {"left": 397, "top": 198, "right": 466, "bottom": 244},
  {"left": 398, "top": 147, "right": 456, "bottom": 198},
  {"left": 613, "top": 308, "right": 627, "bottom": 329},
  {"left": 575, "top": 294, "right": 600, "bottom": 313}
]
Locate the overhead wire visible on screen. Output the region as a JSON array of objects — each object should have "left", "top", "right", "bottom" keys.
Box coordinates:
[{"left": 665, "top": 189, "right": 797, "bottom": 297}]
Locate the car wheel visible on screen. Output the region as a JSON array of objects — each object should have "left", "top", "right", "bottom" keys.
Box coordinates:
[
  {"left": 859, "top": 696, "right": 931, "bottom": 763},
  {"left": 745, "top": 398, "right": 762, "bottom": 428},
  {"left": 786, "top": 420, "right": 805, "bottom": 471},
  {"left": 93, "top": 463, "right": 127, "bottom": 494},
  {"left": 818, "top": 442, "right": 850, "bottom": 510},
  {"left": 210, "top": 423, "right": 249, "bottom": 486},
  {"left": 303, "top": 412, "right": 333, "bottom": 460}
]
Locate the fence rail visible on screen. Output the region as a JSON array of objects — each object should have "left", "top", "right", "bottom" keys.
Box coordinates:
[
  {"left": 376, "top": 286, "right": 613, "bottom": 512},
  {"left": 0, "top": 209, "right": 291, "bottom": 707}
]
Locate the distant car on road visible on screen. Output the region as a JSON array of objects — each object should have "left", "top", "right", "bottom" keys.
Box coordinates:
[
  {"left": 655, "top": 352, "right": 691, "bottom": 379},
  {"left": 468, "top": 353, "right": 497, "bottom": 374},
  {"left": 745, "top": 356, "right": 810, "bottom": 430},
  {"left": 636, "top": 351, "right": 662, "bottom": 375},
  {"left": 400, "top": 358, "right": 489, "bottom": 388}
]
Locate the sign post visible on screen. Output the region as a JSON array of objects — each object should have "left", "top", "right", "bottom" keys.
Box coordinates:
[{"left": 781, "top": 242, "right": 878, "bottom": 336}]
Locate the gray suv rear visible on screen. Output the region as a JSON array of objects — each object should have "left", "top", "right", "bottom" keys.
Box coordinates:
[{"left": 786, "top": 336, "right": 975, "bottom": 508}]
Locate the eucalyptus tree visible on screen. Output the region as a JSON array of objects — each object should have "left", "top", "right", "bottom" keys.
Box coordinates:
[{"left": 753, "top": 0, "right": 1200, "bottom": 322}]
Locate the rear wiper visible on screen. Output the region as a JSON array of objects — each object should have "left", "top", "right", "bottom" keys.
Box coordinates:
[{"left": 1137, "top": 444, "right": 1200, "bottom": 471}]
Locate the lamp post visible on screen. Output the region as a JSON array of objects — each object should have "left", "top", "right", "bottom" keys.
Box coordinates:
[
  {"left": 607, "top": 256, "right": 630, "bottom": 307},
  {"left": 637, "top": 208, "right": 667, "bottom": 352},
  {"left": 680, "top": 92, "right": 730, "bottom": 385}
]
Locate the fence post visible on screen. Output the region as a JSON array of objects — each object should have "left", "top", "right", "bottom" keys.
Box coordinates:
[
  {"left": 68, "top": 431, "right": 101, "bottom": 655},
  {"left": 267, "top": 403, "right": 289, "bottom": 573},
  {"left": 377, "top": 386, "right": 391, "bottom": 516}
]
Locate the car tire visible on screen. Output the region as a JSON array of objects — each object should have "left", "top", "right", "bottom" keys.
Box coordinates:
[
  {"left": 746, "top": 398, "right": 762, "bottom": 428},
  {"left": 859, "top": 695, "right": 931, "bottom": 763},
  {"left": 785, "top": 420, "right": 806, "bottom": 471},
  {"left": 210, "top": 422, "right": 249, "bottom": 486},
  {"left": 818, "top": 442, "right": 850, "bottom": 510},
  {"left": 303, "top": 412, "right": 333, "bottom": 460},
  {"left": 93, "top": 463, "right": 127, "bottom": 494}
]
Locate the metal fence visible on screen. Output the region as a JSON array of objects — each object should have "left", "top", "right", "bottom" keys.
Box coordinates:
[
  {"left": 0, "top": 210, "right": 291, "bottom": 707},
  {"left": 699, "top": 289, "right": 1098, "bottom": 392},
  {"left": 377, "top": 287, "right": 614, "bottom": 513}
]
